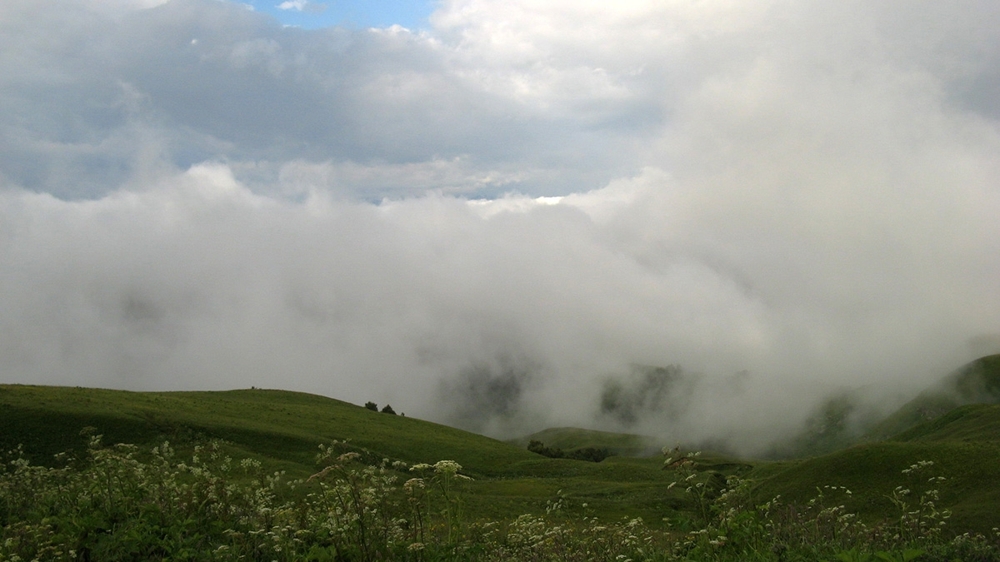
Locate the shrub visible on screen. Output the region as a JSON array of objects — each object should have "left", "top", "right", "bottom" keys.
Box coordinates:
[
  {"left": 565, "top": 447, "right": 611, "bottom": 463},
  {"left": 527, "top": 439, "right": 563, "bottom": 458},
  {"left": 527, "top": 440, "right": 611, "bottom": 462},
  {"left": 364, "top": 401, "right": 378, "bottom": 411},
  {"left": 4, "top": 434, "right": 1000, "bottom": 561},
  {"left": 381, "top": 404, "right": 397, "bottom": 415}
]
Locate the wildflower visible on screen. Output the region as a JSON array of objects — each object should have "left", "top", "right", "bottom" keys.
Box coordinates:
[
  {"left": 337, "top": 452, "right": 361, "bottom": 463},
  {"left": 433, "top": 460, "right": 462, "bottom": 475}
]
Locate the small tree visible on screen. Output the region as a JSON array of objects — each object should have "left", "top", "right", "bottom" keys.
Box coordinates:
[
  {"left": 365, "top": 401, "right": 378, "bottom": 411},
  {"left": 527, "top": 440, "right": 564, "bottom": 458},
  {"left": 381, "top": 404, "right": 397, "bottom": 415}
]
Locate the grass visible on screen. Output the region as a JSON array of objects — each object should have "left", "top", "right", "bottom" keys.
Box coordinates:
[
  {"left": 866, "top": 354, "right": 1000, "bottom": 441},
  {"left": 0, "top": 385, "right": 536, "bottom": 479},
  {"left": 752, "top": 440, "right": 1000, "bottom": 533},
  {"left": 6, "top": 356, "right": 1000, "bottom": 558},
  {"left": 762, "top": 354, "right": 1000, "bottom": 459},
  {"left": 5, "top": 380, "right": 1000, "bottom": 533},
  {"left": 0, "top": 384, "right": 728, "bottom": 529}
]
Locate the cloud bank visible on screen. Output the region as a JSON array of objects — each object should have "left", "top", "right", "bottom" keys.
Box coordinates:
[{"left": 1, "top": 0, "right": 999, "bottom": 454}]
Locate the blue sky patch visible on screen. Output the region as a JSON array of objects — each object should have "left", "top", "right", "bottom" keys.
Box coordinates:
[{"left": 239, "top": 0, "right": 436, "bottom": 30}]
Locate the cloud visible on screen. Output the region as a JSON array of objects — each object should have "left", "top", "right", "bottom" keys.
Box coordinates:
[
  {"left": 1, "top": 0, "right": 999, "bottom": 454},
  {"left": 0, "top": 0, "right": 650, "bottom": 198},
  {"left": 276, "top": 0, "right": 325, "bottom": 14}
]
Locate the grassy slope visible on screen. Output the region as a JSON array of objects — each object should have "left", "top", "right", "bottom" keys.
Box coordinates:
[
  {"left": 765, "top": 355, "right": 1000, "bottom": 459},
  {"left": 753, "top": 403, "right": 1000, "bottom": 533},
  {"left": 0, "top": 384, "right": 741, "bottom": 527},
  {"left": 867, "top": 354, "right": 1000, "bottom": 440},
  {"left": 9, "top": 362, "right": 1000, "bottom": 534},
  {"left": 0, "top": 385, "right": 535, "bottom": 478},
  {"left": 728, "top": 357, "right": 1000, "bottom": 535},
  {"left": 892, "top": 403, "right": 1000, "bottom": 443}
]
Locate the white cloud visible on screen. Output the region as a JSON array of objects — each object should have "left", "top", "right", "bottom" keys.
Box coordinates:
[
  {"left": 2, "top": 0, "right": 1000, "bottom": 452},
  {"left": 276, "top": 0, "right": 327, "bottom": 14}
]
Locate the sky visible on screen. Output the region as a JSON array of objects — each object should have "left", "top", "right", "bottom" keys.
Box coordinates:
[
  {"left": 1, "top": 0, "right": 999, "bottom": 455},
  {"left": 243, "top": 0, "right": 435, "bottom": 31}
]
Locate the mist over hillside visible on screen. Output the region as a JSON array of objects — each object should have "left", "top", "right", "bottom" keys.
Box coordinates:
[{"left": 1, "top": 0, "right": 999, "bottom": 456}]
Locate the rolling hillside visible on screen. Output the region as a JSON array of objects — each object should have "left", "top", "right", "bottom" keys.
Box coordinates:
[
  {"left": 0, "top": 385, "right": 537, "bottom": 479},
  {"left": 766, "top": 354, "right": 1000, "bottom": 459},
  {"left": 6, "top": 355, "right": 1000, "bottom": 535},
  {"left": 753, "top": 402, "right": 1000, "bottom": 533},
  {"left": 867, "top": 354, "right": 1000, "bottom": 440},
  {"left": 0, "top": 384, "right": 717, "bottom": 526}
]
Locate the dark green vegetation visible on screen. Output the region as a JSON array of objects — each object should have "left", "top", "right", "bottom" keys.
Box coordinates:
[
  {"left": 0, "top": 385, "right": 691, "bottom": 526},
  {"left": 510, "top": 426, "right": 660, "bottom": 457},
  {"left": 524, "top": 439, "right": 611, "bottom": 462},
  {"left": 3, "top": 355, "right": 1000, "bottom": 560}
]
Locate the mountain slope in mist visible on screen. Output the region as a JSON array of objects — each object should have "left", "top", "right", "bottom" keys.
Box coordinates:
[
  {"left": 869, "top": 354, "right": 1000, "bottom": 440},
  {"left": 766, "top": 354, "right": 1000, "bottom": 458},
  {"left": 756, "top": 401, "right": 1000, "bottom": 533}
]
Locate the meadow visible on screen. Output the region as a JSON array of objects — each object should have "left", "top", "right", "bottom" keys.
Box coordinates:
[{"left": 2, "top": 355, "right": 1000, "bottom": 560}]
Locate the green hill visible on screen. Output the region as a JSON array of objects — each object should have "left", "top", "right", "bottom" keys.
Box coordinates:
[
  {"left": 891, "top": 403, "right": 1000, "bottom": 443},
  {"left": 766, "top": 354, "right": 1000, "bottom": 459},
  {"left": 7, "top": 358, "right": 1000, "bottom": 538},
  {"left": 753, "top": 400, "right": 1000, "bottom": 534},
  {"left": 0, "top": 384, "right": 714, "bottom": 527},
  {"left": 0, "top": 384, "right": 537, "bottom": 479},
  {"left": 867, "top": 354, "right": 1000, "bottom": 440}
]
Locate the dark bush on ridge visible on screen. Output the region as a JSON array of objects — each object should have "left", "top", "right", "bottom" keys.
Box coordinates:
[{"left": 527, "top": 440, "right": 611, "bottom": 462}]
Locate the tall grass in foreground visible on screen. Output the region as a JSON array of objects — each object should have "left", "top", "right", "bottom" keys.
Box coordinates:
[{"left": 3, "top": 435, "right": 1000, "bottom": 561}]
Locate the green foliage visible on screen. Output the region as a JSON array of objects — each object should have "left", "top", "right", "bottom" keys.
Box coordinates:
[
  {"left": 526, "top": 439, "right": 561, "bottom": 458},
  {"left": 0, "top": 437, "right": 671, "bottom": 561},
  {"left": 364, "top": 401, "right": 378, "bottom": 412},
  {"left": 527, "top": 440, "right": 612, "bottom": 463},
  {"left": 512, "top": 426, "right": 659, "bottom": 457},
  {"left": 9, "top": 434, "right": 992, "bottom": 561},
  {"left": 3, "top": 432, "right": 1000, "bottom": 559},
  {"left": 752, "top": 437, "right": 1000, "bottom": 534},
  {"left": 380, "top": 404, "right": 397, "bottom": 415},
  {"left": 9, "top": 368, "right": 1000, "bottom": 560}
]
